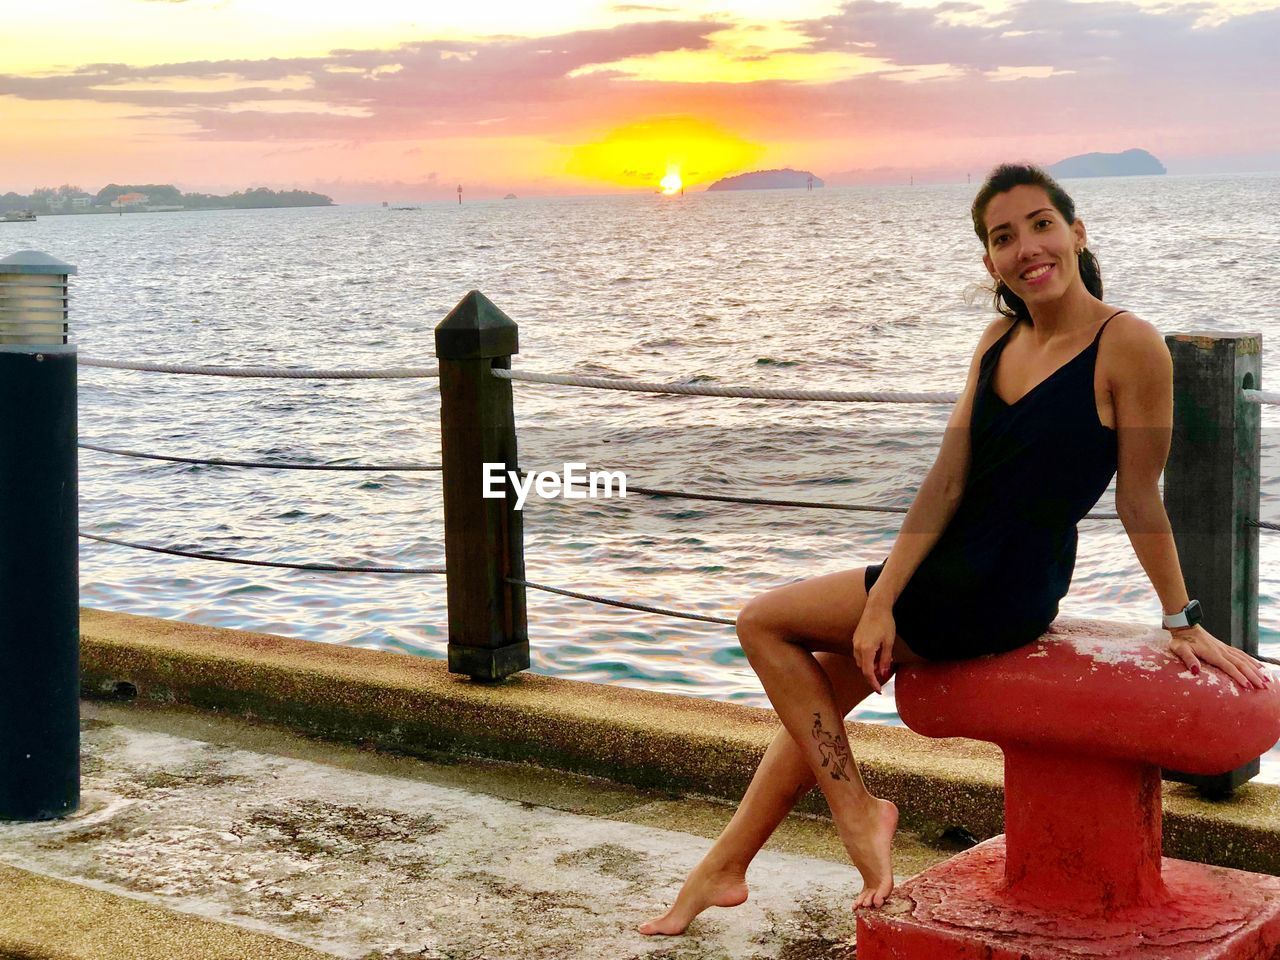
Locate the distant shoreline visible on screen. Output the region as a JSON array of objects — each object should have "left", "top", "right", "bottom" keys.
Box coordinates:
[
  {"left": 22, "top": 202, "right": 335, "bottom": 217},
  {"left": 1, "top": 184, "right": 334, "bottom": 218}
]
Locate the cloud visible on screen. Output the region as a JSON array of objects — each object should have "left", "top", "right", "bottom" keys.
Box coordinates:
[
  {"left": 797, "top": 0, "right": 1280, "bottom": 79},
  {"left": 0, "top": 0, "right": 1276, "bottom": 174},
  {"left": 0, "top": 19, "right": 727, "bottom": 137}
]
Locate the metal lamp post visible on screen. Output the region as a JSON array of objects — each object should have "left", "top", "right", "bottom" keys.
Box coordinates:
[{"left": 0, "top": 249, "right": 80, "bottom": 821}]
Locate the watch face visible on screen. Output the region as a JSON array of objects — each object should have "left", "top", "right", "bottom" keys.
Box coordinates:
[{"left": 1186, "top": 599, "right": 1203, "bottom": 626}]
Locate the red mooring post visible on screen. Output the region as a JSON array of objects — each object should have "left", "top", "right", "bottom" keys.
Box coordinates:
[{"left": 857, "top": 621, "right": 1280, "bottom": 959}]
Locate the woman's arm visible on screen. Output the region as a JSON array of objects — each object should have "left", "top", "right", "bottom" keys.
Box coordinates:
[
  {"left": 855, "top": 317, "right": 1013, "bottom": 689},
  {"left": 1110, "top": 316, "right": 1270, "bottom": 690}
]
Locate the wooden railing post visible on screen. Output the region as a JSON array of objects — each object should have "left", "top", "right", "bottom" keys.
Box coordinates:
[
  {"left": 434, "top": 291, "right": 529, "bottom": 681},
  {"left": 1163, "top": 331, "right": 1262, "bottom": 797}
]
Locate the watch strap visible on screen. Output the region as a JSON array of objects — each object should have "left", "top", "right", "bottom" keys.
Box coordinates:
[{"left": 1162, "top": 600, "right": 1201, "bottom": 630}]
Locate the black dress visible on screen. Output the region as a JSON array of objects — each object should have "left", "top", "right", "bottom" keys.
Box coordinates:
[{"left": 863, "top": 310, "right": 1125, "bottom": 661}]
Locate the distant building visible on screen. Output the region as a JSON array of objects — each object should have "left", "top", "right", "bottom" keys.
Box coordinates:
[
  {"left": 70, "top": 197, "right": 92, "bottom": 209},
  {"left": 111, "top": 192, "right": 149, "bottom": 208}
]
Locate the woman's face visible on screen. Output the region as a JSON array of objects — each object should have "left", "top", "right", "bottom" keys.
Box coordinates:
[{"left": 981, "top": 184, "right": 1087, "bottom": 307}]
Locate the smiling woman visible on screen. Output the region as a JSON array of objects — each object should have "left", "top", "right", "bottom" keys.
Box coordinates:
[{"left": 565, "top": 116, "right": 765, "bottom": 191}]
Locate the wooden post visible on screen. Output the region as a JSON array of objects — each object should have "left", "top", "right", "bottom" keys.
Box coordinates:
[
  {"left": 435, "top": 291, "right": 529, "bottom": 681},
  {"left": 1163, "top": 332, "right": 1261, "bottom": 797}
]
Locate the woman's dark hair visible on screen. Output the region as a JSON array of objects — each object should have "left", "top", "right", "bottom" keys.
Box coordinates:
[{"left": 970, "top": 163, "right": 1103, "bottom": 324}]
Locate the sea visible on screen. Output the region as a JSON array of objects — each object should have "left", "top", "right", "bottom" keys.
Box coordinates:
[{"left": 7, "top": 173, "right": 1280, "bottom": 780}]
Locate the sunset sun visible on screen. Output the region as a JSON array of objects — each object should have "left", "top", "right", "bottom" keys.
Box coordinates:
[{"left": 565, "top": 117, "right": 765, "bottom": 192}]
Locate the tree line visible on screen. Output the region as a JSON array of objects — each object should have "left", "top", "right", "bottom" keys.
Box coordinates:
[{"left": 0, "top": 183, "right": 334, "bottom": 214}]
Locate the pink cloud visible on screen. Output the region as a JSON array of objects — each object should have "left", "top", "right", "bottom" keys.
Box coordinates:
[{"left": 0, "top": 2, "right": 1275, "bottom": 175}]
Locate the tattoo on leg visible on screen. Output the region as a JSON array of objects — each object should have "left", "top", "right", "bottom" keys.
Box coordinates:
[{"left": 811, "top": 712, "right": 853, "bottom": 782}]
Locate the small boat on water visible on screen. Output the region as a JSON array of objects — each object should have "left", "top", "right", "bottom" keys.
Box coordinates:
[{"left": 1, "top": 211, "right": 36, "bottom": 222}]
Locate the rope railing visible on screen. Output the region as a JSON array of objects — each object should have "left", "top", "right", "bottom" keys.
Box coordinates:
[
  {"left": 80, "top": 357, "right": 440, "bottom": 379},
  {"left": 492, "top": 368, "right": 959, "bottom": 404},
  {"left": 79, "top": 531, "right": 446, "bottom": 575},
  {"left": 515, "top": 473, "right": 1122, "bottom": 521},
  {"left": 626, "top": 483, "right": 908, "bottom": 513},
  {"left": 1243, "top": 389, "right": 1280, "bottom": 406},
  {"left": 508, "top": 577, "right": 735, "bottom": 626},
  {"left": 80, "top": 442, "right": 442, "bottom": 473},
  {"left": 71, "top": 353, "right": 1280, "bottom": 410},
  {"left": 510, "top": 576, "right": 1280, "bottom": 649},
  {"left": 68, "top": 335, "right": 1280, "bottom": 665}
]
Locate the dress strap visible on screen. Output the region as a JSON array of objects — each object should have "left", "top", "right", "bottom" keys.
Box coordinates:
[{"left": 1092, "top": 309, "right": 1128, "bottom": 345}]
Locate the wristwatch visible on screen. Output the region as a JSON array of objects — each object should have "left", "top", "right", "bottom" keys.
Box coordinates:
[{"left": 1162, "top": 599, "right": 1203, "bottom": 631}]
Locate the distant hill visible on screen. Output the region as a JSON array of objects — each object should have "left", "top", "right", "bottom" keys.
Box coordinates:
[
  {"left": 706, "top": 169, "right": 824, "bottom": 191},
  {"left": 1047, "top": 149, "right": 1166, "bottom": 178}
]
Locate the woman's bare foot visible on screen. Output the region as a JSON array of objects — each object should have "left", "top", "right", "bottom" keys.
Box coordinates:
[
  {"left": 636, "top": 861, "right": 749, "bottom": 936},
  {"left": 838, "top": 797, "right": 898, "bottom": 910}
]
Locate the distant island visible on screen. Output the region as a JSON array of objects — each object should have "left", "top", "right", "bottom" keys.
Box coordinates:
[
  {"left": 1047, "top": 149, "right": 1166, "bottom": 179},
  {"left": 0, "top": 183, "right": 334, "bottom": 216},
  {"left": 706, "top": 169, "right": 824, "bottom": 191}
]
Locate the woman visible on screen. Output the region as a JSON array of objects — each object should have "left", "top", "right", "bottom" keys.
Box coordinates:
[{"left": 638, "top": 163, "right": 1272, "bottom": 936}]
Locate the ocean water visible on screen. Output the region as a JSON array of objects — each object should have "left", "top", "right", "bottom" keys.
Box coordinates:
[{"left": 7, "top": 173, "right": 1280, "bottom": 780}]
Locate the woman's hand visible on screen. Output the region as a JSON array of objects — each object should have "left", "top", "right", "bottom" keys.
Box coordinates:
[
  {"left": 1167, "top": 625, "right": 1272, "bottom": 690},
  {"left": 853, "top": 601, "right": 897, "bottom": 694}
]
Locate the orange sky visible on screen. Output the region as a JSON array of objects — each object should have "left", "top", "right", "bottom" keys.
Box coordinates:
[{"left": 1, "top": 0, "right": 1277, "bottom": 201}]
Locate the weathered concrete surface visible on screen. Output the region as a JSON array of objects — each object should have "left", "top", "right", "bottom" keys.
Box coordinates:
[
  {"left": 0, "top": 862, "right": 331, "bottom": 960},
  {"left": 79, "top": 608, "right": 1280, "bottom": 876},
  {"left": 0, "top": 702, "right": 955, "bottom": 960}
]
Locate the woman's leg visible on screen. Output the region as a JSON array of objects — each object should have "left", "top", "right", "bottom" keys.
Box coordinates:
[
  {"left": 638, "top": 651, "right": 874, "bottom": 935},
  {"left": 737, "top": 575, "right": 916, "bottom": 912},
  {"left": 638, "top": 567, "right": 922, "bottom": 934}
]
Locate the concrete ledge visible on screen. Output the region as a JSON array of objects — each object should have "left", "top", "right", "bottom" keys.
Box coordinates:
[
  {"left": 0, "top": 863, "right": 331, "bottom": 960},
  {"left": 79, "top": 608, "right": 1280, "bottom": 875}
]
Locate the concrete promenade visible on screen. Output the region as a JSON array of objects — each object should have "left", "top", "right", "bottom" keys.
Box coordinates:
[{"left": 1, "top": 608, "right": 1277, "bottom": 958}]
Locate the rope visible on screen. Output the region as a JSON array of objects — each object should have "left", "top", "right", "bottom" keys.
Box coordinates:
[
  {"left": 625, "top": 483, "right": 907, "bottom": 514},
  {"left": 1249, "top": 519, "right": 1280, "bottom": 532},
  {"left": 492, "top": 368, "right": 958, "bottom": 404},
  {"left": 80, "top": 532, "right": 446, "bottom": 575},
  {"left": 80, "top": 357, "right": 439, "bottom": 379},
  {"left": 510, "top": 577, "right": 735, "bottom": 626},
  {"left": 529, "top": 475, "right": 1122, "bottom": 520},
  {"left": 1243, "top": 389, "right": 1280, "bottom": 406},
  {"left": 79, "top": 442, "right": 442, "bottom": 472}
]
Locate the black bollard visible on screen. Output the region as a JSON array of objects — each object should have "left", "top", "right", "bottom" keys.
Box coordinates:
[
  {"left": 0, "top": 250, "right": 79, "bottom": 821},
  {"left": 434, "top": 291, "right": 529, "bottom": 681}
]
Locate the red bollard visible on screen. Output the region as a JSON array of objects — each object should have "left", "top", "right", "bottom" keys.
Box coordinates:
[{"left": 857, "top": 619, "right": 1280, "bottom": 959}]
